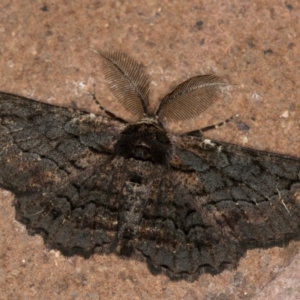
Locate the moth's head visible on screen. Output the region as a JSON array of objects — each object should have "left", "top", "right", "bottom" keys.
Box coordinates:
[
  {"left": 114, "top": 120, "right": 171, "bottom": 165},
  {"left": 96, "top": 50, "right": 228, "bottom": 136}
]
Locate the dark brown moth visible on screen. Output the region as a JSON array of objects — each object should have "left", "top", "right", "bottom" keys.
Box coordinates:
[{"left": 1, "top": 51, "right": 300, "bottom": 281}]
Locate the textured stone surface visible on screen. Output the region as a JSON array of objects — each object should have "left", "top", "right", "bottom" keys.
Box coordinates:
[{"left": 0, "top": 0, "right": 299, "bottom": 299}]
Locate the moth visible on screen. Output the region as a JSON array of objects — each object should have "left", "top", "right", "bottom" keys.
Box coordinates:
[{"left": 0, "top": 51, "right": 300, "bottom": 281}]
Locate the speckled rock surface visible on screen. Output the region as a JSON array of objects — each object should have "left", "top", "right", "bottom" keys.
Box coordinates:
[{"left": 0, "top": 1, "right": 300, "bottom": 299}]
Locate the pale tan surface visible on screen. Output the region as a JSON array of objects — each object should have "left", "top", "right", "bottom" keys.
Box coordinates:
[{"left": 0, "top": 1, "right": 300, "bottom": 299}]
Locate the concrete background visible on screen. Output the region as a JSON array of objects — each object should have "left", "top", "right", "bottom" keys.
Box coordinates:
[{"left": 0, "top": 1, "right": 300, "bottom": 299}]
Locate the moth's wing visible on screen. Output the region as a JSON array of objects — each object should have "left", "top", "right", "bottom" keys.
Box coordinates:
[
  {"left": 0, "top": 93, "right": 126, "bottom": 256},
  {"left": 135, "top": 136, "right": 300, "bottom": 281}
]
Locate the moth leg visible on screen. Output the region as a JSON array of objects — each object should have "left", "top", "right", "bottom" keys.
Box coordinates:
[
  {"left": 186, "top": 114, "right": 239, "bottom": 137},
  {"left": 90, "top": 83, "right": 127, "bottom": 122}
]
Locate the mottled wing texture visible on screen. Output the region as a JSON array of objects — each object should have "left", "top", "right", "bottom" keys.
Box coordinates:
[
  {"left": 157, "top": 75, "right": 228, "bottom": 123},
  {"left": 0, "top": 93, "right": 126, "bottom": 256},
  {"left": 99, "top": 51, "right": 150, "bottom": 119},
  {"left": 134, "top": 136, "right": 300, "bottom": 280},
  {"left": 2, "top": 93, "right": 300, "bottom": 281}
]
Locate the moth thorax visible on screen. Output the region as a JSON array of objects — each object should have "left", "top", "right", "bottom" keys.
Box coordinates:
[{"left": 114, "top": 123, "right": 171, "bottom": 164}]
